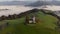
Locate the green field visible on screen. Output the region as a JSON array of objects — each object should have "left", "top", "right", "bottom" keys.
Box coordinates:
[{"left": 0, "top": 11, "right": 59, "bottom": 34}]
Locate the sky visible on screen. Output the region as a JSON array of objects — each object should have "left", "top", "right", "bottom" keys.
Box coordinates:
[{"left": 0, "top": 0, "right": 60, "bottom": 2}]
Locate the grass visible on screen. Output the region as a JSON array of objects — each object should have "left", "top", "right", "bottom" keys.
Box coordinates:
[{"left": 0, "top": 11, "right": 59, "bottom": 34}]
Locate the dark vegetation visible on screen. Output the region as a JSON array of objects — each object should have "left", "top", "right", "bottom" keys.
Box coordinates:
[
  {"left": 0, "top": 9, "right": 59, "bottom": 21},
  {"left": 0, "top": 9, "right": 39, "bottom": 21},
  {"left": 40, "top": 9, "right": 60, "bottom": 20}
]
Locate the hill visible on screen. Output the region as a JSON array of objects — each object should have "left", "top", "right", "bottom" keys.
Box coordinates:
[
  {"left": 26, "top": 1, "right": 60, "bottom": 7},
  {"left": 0, "top": 9, "right": 59, "bottom": 34},
  {"left": 0, "top": 1, "right": 33, "bottom": 5}
]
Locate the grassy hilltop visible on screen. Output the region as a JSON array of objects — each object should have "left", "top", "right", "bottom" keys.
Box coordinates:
[{"left": 0, "top": 10, "right": 59, "bottom": 34}]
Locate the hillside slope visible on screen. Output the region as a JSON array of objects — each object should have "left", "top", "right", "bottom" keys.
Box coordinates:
[{"left": 0, "top": 10, "right": 59, "bottom": 34}]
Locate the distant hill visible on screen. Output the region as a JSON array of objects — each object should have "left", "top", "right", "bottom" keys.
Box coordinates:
[
  {"left": 26, "top": 1, "right": 60, "bottom": 7},
  {"left": 0, "top": 1, "right": 33, "bottom": 5},
  {"left": 51, "top": 1, "right": 60, "bottom": 5},
  {"left": 0, "top": 1, "right": 60, "bottom": 6},
  {"left": 25, "top": 1, "right": 51, "bottom": 7}
]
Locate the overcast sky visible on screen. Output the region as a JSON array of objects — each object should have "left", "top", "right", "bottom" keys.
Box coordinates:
[{"left": 0, "top": 0, "right": 60, "bottom": 2}]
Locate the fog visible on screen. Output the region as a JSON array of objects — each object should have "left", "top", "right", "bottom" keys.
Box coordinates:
[
  {"left": 0, "top": 6, "right": 34, "bottom": 16},
  {"left": 0, "top": 5, "right": 60, "bottom": 17}
]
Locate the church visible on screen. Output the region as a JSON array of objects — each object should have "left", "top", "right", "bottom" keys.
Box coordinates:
[{"left": 25, "top": 15, "right": 37, "bottom": 24}]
